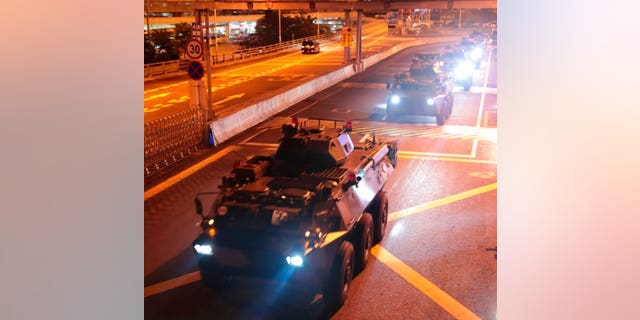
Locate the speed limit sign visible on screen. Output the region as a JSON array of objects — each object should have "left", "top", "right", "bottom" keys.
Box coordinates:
[{"left": 185, "top": 39, "right": 203, "bottom": 59}]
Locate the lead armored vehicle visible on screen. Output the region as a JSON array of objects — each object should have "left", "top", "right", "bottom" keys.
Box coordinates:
[{"left": 192, "top": 118, "right": 397, "bottom": 311}]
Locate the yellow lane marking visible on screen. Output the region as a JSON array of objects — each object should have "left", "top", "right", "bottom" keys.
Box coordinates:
[
  {"left": 144, "top": 92, "right": 171, "bottom": 101},
  {"left": 371, "top": 246, "right": 482, "bottom": 320},
  {"left": 398, "top": 155, "right": 496, "bottom": 164},
  {"left": 398, "top": 150, "right": 475, "bottom": 159},
  {"left": 144, "top": 271, "right": 200, "bottom": 298},
  {"left": 144, "top": 146, "right": 239, "bottom": 201},
  {"left": 388, "top": 183, "right": 497, "bottom": 222}
]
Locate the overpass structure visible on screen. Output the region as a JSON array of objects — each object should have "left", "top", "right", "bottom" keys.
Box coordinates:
[{"left": 146, "top": 1, "right": 496, "bottom": 13}]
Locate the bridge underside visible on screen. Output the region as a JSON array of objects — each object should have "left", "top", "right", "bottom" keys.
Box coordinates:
[{"left": 146, "top": 1, "right": 496, "bottom": 13}]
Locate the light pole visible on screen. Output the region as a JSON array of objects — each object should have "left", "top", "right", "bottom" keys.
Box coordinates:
[
  {"left": 145, "top": 0, "right": 151, "bottom": 39},
  {"left": 278, "top": 9, "right": 282, "bottom": 43}
]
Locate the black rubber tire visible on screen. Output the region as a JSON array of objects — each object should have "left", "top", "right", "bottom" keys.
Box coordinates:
[
  {"left": 435, "top": 113, "right": 445, "bottom": 126},
  {"left": 354, "top": 213, "right": 373, "bottom": 273},
  {"left": 386, "top": 108, "right": 395, "bottom": 122},
  {"left": 463, "top": 80, "right": 471, "bottom": 91},
  {"left": 324, "top": 241, "right": 355, "bottom": 311},
  {"left": 373, "top": 192, "right": 388, "bottom": 243},
  {"left": 200, "top": 269, "right": 229, "bottom": 290}
]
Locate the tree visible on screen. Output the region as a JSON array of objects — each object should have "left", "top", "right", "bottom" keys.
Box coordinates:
[
  {"left": 251, "top": 11, "right": 330, "bottom": 48},
  {"left": 144, "top": 38, "right": 156, "bottom": 64},
  {"left": 150, "top": 30, "right": 180, "bottom": 61},
  {"left": 174, "top": 22, "right": 192, "bottom": 58}
]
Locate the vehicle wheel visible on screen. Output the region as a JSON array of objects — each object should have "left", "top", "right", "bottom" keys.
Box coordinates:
[
  {"left": 200, "top": 269, "right": 229, "bottom": 290},
  {"left": 373, "top": 192, "right": 388, "bottom": 243},
  {"left": 435, "top": 113, "right": 445, "bottom": 125},
  {"left": 463, "top": 80, "right": 471, "bottom": 91},
  {"left": 386, "top": 110, "right": 395, "bottom": 122},
  {"left": 324, "top": 241, "right": 355, "bottom": 311},
  {"left": 354, "top": 213, "right": 373, "bottom": 273}
]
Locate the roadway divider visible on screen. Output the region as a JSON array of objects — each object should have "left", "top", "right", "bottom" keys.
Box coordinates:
[{"left": 209, "top": 35, "right": 461, "bottom": 144}]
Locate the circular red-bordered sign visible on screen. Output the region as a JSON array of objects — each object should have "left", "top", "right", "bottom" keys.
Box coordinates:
[{"left": 185, "top": 39, "right": 203, "bottom": 60}]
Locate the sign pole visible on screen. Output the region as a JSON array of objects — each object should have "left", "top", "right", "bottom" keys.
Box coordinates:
[
  {"left": 204, "top": 9, "right": 214, "bottom": 121},
  {"left": 343, "top": 10, "right": 351, "bottom": 64}
]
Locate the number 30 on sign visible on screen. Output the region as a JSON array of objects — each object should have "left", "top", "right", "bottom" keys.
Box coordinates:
[{"left": 185, "top": 39, "right": 203, "bottom": 59}]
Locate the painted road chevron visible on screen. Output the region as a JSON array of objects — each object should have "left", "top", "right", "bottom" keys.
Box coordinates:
[{"left": 257, "top": 117, "right": 496, "bottom": 142}]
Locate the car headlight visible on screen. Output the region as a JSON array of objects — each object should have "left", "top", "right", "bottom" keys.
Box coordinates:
[
  {"left": 390, "top": 95, "right": 401, "bottom": 104},
  {"left": 286, "top": 255, "right": 304, "bottom": 267},
  {"left": 470, "top": 47, "right": 483, "bottom": 60},
  {"left": 427, "top": 98, "right": 435, "bottom": 105},
  {"left": 194, "top": 244, "right": 213, "bottom": 255}
]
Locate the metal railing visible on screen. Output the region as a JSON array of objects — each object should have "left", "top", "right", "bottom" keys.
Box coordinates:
[
  {"left": 144, "top": 32, "right": 339, "bottom": 78},
  {"left": 144, "top": 109, "right": 203, "bottom": 175}
]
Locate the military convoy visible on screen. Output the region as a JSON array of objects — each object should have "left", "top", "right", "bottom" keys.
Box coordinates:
[
  {"left": 192, "top": 118, "right": 398, "bottom": 311},
  {"left": 385, "top": 32, "right": 489, "bottom": 125}
]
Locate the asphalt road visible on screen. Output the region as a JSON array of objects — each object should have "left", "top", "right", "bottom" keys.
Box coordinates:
[{"left": 144, "top": 39, "right": 497, "bottom": 320}]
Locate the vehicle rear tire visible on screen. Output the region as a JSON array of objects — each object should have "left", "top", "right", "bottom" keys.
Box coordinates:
[
  {"left": 373, "top": 192, "right": 388, "bottom": 243},
  {"left": 436, "top": 113, "right": 445, "bottom": 125},
  {"left": 354, "top": 213, "right": 373, "bottom": 273},
  {"left": 324, "top": 241, "right": 355, "bottom": 311}
]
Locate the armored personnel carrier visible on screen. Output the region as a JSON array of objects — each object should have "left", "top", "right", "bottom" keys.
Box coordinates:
[
  {"left": 386, "top": 70, "right": 454, "bottom": 125},
  {"left": 192, "top": 118, "right": 398, "bottom": 311}
]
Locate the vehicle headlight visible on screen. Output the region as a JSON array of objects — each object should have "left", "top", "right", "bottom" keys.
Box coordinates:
[
  {"left": 194, "top": 244, "right": 213, "bottom": 255},
  {"left": 470, "top": 47, "right": 483, "bottom": 60},
  {"left": 390, "top": 95, "right": 401, "bottom": 104},
  {"left": 286, "top": 255, "right": 304, "bottom": 267},
  {"left": 427, "top": 98, "right": 435, "bottom": 105},
  {"left": 455, "top": 61, "right": 473, "bottom": 79}
]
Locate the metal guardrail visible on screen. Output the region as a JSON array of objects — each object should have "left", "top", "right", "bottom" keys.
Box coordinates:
[
  {"left": 144, "top": 33, "right": 339, "bottom": 78},
  {"left": 144, "top": 109, "right": 203, "bottom": 175}
]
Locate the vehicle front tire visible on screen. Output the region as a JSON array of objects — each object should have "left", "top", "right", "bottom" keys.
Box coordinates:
[
  {"left": 354, "top": 213, "right": 373, "bottom": 273},
  {"left": 373, "top": 192, "right": 388, "bottom": 243},
  {"left": 386, "top": 109, "right": 395, "bottom": 122},
  {"left": 200, "top": 268, "right": 230, "bottom": 290},
  {"left": 463, "top": 80, "right": 471, "bottom": 91},
  {"left": 436, "top": 113, "right": 445, "bottom": 125},
  {"left": 324, "top": 241, "right": 355, "bottom": 311}
]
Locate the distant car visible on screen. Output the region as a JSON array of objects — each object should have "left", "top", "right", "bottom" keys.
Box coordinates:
[{"left": 301, "top": 40, "right": 320, "bottom": 54}]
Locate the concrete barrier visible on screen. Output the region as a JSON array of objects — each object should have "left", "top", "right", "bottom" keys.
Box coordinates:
[{"left": 210, "top": 35, "right": 462, "bottom": 144}]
